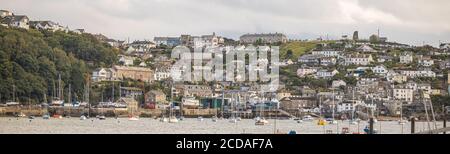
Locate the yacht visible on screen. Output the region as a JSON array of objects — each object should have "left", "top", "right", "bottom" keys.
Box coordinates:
[
  {"left": 42, "top": 114, "right": 50, "bottom": 120},
  {"left": 160, "top": 117, "right": 168, "bottom": 122},
  {"left": 197, "top": 116, "right": 204, "bottom": 121},
  {"left": 255, "top": 118, "right": 269, "bottom": 125},
  {"left": 98, "top": 115, "right": 106, "bottom": 120},
  {"left": 302, "top": 115, "right": 314, "bottom": 121},
  {"left": 80, "top": 115, "right": 87, "bottom": 120}
]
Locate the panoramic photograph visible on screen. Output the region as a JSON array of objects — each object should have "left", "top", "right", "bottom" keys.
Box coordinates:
[{"left": 1, "top": 0, "right": 450, "bottom": 138}]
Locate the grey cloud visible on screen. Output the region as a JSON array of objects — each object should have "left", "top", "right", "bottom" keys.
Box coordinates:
[{"left": 1, "top": 0, "right": 450, "bottom": 46}]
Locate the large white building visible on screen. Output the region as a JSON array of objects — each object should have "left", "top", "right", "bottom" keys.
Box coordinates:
[
  {"left": 344, "top": 54, "right": 373, "bottom": 66},
  {"left": 400, "top": 52, "right": 413, "bottom": 64},
  {"left": 372, "top": 65, "right": 388, "bottom": 74},
  {"left": 311, "top": 50, "right": 342, "bottom": 57},
  {"left": 297, "top": 67, "right": 318, "bottom": 77},
  {"left": 393, "top": 85, "right": 414, "bottom": 103},
  {"left": 399, "top": 69, "right": 436, "bottom": 78},
  {"left": 154, "top": 68, "right": 171, "bottom": 81},
  {"left": 30, "top": 21, "right": 67, "bottom": 32},
  {"left": 418, "top": 56, "right": 434, "bottom": 67},
  {"left": 92, "top": 68, "right": 115, "bottom": 82}
]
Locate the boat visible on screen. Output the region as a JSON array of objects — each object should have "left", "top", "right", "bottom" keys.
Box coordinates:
[
  {"left": 255, "top": 118, "right": 269, "bottom": 125},
  {"left": 128, "top": 116, "right": 139, "bottom": 121},
  {"left": 317, "top": 119, "right": 327, "bottom": 126},
  {"left": 169, "top": 116, "right": 178, "bottom": 123},
  {"left": 398, "top": 103, "right": 407, "bottom": 125},
  {"left": 329, "top": 90, "right": 338, "bottom": 125},
  {"left": 254, "top": 116, "right": 261, "bottom": 121},
  {"left": 80, "top": 115, "right": 87, "bottom": 120},
  {"left": 212, "top": 116, "right": 218, "bottom": 122},
  {"left": 302, "top": 115, "right": 314, "bottom": 121},
  {"left": 98, "top": 115, "right": 106, "bottom": 120},
  {"left": 197, "top": 116, "right": 204, "bottom": 121},
  {"left": 53, "top": 114, "right": 62, "bottom": 119},
  {"left": 128, "top": 99, "right": 139, "bottom": 121},
  {"left": 16, "top": 112, "right": 26, "bottom": 118},
  {"left": 329, "top": 120, "right": 338, "bottom": 125},
  {"left": 229, "top": 118, "right": 238, "bottom": 123},
  {"left": 160, "top": 117, "right": 168, "bottom": 122}
]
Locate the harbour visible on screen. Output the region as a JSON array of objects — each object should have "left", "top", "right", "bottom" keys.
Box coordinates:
[{"left": 0, "top": 117, "right": 446, "bottom": 134}]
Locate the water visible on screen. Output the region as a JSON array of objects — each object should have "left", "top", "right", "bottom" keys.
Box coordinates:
[{"left": 0, "top": 117, "right": 443, "bottom": 134}]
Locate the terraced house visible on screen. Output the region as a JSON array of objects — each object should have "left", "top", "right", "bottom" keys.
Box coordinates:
[{"left": 344, "top": 54, "right": 373, "bottom": 66}]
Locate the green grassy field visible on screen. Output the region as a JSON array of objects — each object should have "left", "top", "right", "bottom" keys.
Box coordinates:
[{"left": 280, "top": 41, "right": 332, "bottom": 61}]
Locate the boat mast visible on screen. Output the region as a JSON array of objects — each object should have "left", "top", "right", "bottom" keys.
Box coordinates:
[
  {"left": 58, "top": 74, "right": 62, "bottom": 100},
  {"left": 111, "top": 82, "right": 114, "bottom": 102},
  {"left": 332, "top": 89, "right": 335, "bottom": 120},
  {"left": 12, "top": 85, "right": 16, "bottom": 102}
]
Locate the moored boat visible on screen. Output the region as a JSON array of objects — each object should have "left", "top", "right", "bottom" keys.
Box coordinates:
[{"left": 255, "top": 118, "right": 269, "bottom": 125}]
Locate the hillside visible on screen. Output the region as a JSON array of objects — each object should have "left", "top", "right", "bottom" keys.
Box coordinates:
[
  {"left": 280, "top": 41, "right": 318, "bottom": 61},
  {"left": 0, "top": 26, "right": 119, "bottom": 104}
]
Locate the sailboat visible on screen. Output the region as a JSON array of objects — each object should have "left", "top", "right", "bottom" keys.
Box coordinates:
[
  {"left": 349, "top": 89, "right": 358, "bottom": 125},
  {"left": 160, "top": 106, "right": 168, "bottom": 122},
  {"left": 398, "top": 103, "right": 406, "bottom": 125},
  {"left": 228, "top": 93, "right": 238, "bottom": 123},
  {"left": 80, "top": 82, "right": 90, "bottom": 120},
  {"left": 349, "top": 109, "right": 358, "bottom": 125},
  {"left": 168, "top": 103, "right": 178, "bottom": 123},
  {"left": 255, "top": 94, "right": 269, "bottom": 126},
  {"left": 317, "top": 96, "right": 327, "bottom": 126},
  {"left": 97, "top": 84, "right": 108, "bottom": 120},
  {"left": 52, "top": 74, "right": 63, "bottom": 118},
  {"left": 329, "top": 90, "right": 338, "bottom": 125}
]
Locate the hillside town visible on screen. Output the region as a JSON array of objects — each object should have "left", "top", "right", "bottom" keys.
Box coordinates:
[{"left": 1, "top": 9, "right": 450, "bottom": 123}]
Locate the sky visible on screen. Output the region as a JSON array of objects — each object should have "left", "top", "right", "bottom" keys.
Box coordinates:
[{"left": 2, "top": 0, "right": 450, "bottom": 46}]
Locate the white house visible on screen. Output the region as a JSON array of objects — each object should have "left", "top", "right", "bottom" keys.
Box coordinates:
[
  {"left": 344, "top": 54, "right": 373, "bottom": 66},
  {"left": 1, "top": 15, "right": 29, "bottom": 29},
  {"left": 320, "top": 57, "right": 337, "bottom": 66},
  {"left": 30, "top": 21, "right": 67, "bottom": 32},
  {"left": 417, "top": 83, "right": 432, "bottom": 93},
  {"left": 400, "top": 52, "right": 413, "bottom": 64},
  {"left": 399, "top": 69, "right": 436, "bottom": 78},
  {"left": 316, "top": 69, "right": 339, "bottom": 78},
  {"left": 332, "top": 80, "right": 347, "bottom": 88},
  {"left": 92, "top": 68, "right": 115, "bottom": 82},
  {"left": 372, "top": 65, "right": 388, "bottom": 75},
  {"left": 154, "top": 68, "right": 171, "bottom": 81},
  {"left": 337, "top": 100, "right": 360, "bottom": 112},
  {"left": 311, "top": 50, "right": 342, "bottom": 57},
  {"left": 418, "top": 56, "right": 434, "bottom": 67},
  {"left": 393, "top": 85, "right": 414, "bottom": 103},
  {"left": 119, "top": 56, "right": 136, "bottom": 66},
  {"left": 357, "top": 44, "right": 376, "bottom": 52},
  {"left": 297, "top": 67, "right": 318, "bottom": 77}
]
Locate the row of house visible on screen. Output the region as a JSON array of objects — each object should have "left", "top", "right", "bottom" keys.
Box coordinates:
[
  {"left": 1, "top": 10, "right": 85, "bottom": 33},
  {"left": 92, "top": 65, "right": 154, "bottom": 82}
]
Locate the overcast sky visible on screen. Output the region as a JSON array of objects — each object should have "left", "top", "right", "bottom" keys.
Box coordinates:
[{"left": 2, "top": 0, "right": 450, "bottom": 46}]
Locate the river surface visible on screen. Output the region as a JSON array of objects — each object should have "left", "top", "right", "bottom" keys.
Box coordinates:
[{"left": 0, "top": 117, "right": 444, "bottom": 134}]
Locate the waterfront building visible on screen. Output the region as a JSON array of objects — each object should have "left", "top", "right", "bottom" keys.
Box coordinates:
[{"left": 112, "top": 65, "right": 154, "bottom": 82}]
